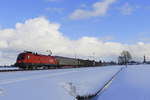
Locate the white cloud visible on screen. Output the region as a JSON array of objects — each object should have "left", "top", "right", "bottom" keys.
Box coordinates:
[
  {"left": 0, "top": 17, "right": 150, "bottom": 65},
  {"left": 119, "top": 3, "right": 134, "bottom": 15},
  {"left": 80, "top": 4, "right": 88, "bottom": 8},
  {"left": 69, "top": 0, "right": 116, "bottom": 20},
  {"left": 140, "top": 37, "right": 150, "bottom": 42},
  {"left": 45, "top": 7, "right": 64, "bottom": 14},
  {"left": 0, "top": 41, "right": 8, "bottom": 48}
]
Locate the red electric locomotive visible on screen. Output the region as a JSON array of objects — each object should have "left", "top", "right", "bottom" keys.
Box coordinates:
[{"left": 15, "top": 51, "right": 58, "bottom": 69}]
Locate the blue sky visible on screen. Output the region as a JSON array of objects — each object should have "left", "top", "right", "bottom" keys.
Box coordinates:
[
  {"left": 0, "top": 0, "right": 150, "bottom": 65},
  {"left": 0, "top": 0, "right": 150, "bottom": 44}
]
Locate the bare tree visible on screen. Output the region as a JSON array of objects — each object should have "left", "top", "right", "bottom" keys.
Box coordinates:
[{"left": 118, "top": 50, "right": 132, "bottom": 67}]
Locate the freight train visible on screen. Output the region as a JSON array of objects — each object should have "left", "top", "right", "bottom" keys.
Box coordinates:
[{"left": 15, "top": 51, "right": 102, "bottom": 69}]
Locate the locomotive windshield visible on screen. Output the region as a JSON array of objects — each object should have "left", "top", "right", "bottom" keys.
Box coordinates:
[{"left": 17, "top": 54, "right": 24, "bottom": 60}]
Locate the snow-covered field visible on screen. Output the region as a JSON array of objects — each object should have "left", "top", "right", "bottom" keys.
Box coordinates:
[
  {"left": 1, "top": 65, "right": 149, "bottom": 100},
  {"left": 0, "top": 66, "right": 122, "bottom": 100},
  {"left": 94, "top": 64, "right": 150, "bottom": 100}
]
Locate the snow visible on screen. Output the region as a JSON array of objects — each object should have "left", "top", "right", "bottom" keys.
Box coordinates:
[
  {"left": 2, "top": 65, "right": 150, "bottom": 100},
  {"left": 0, "top": 67, "right": 19, "bottom": 70},
  {"left": 0, "top": 66, "right": 122, "bottom": 100},
  {"left": 0, "top": 88, "right": 4, "bottom": 95},
  {"left": 94, "top": 64, "right": 150, "bottom": 100}
]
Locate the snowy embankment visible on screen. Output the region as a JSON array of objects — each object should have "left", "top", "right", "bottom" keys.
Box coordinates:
[
  {"left": 0, "top": 66, "right": 122, "bottom": 100},
  {"left": 94, "top": 64, "right": 150, "bottom": 100}
]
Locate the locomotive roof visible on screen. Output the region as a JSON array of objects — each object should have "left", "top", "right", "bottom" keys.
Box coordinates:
[
  {"left": 22, "top": 51, "right": 52, "bottom": 57},
  {"left": 23, "top": 51, "right": 33, "bottom": 53}
]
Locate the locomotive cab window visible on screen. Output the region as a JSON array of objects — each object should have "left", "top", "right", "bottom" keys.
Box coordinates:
[{"left": 17, "top": 54, "right": 24, "bottom": 60}]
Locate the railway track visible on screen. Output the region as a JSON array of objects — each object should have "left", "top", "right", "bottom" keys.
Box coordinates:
[
  {"left": 0, "top": 66, "right": 80, "bottom": 72},
  {"left": 0, "top": 68, "right": 56, "bottom": 72},
  {"left": 0, "top": 69, "right": 24, "bottom": 72},
  {"left": 0, "top": 66, "right": 104, "bottom": 73}
]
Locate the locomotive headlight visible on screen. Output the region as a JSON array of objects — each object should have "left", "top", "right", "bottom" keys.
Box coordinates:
[{"left": 27, "top": 56, "right": 30, "bottom": 59}]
